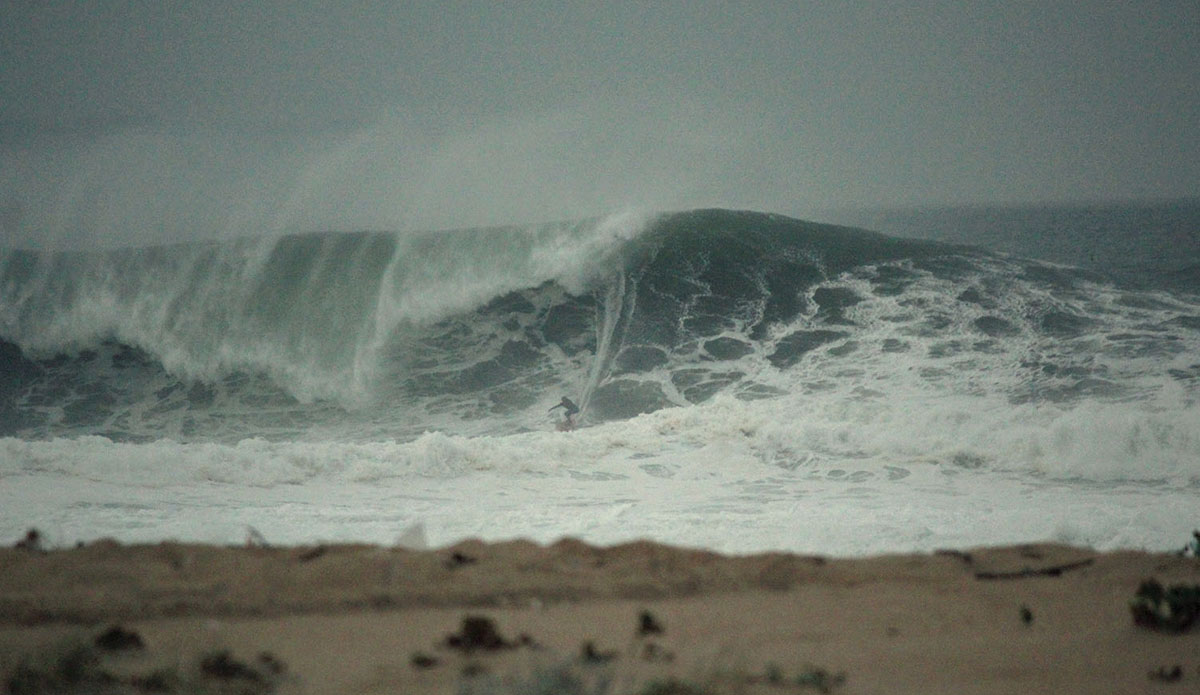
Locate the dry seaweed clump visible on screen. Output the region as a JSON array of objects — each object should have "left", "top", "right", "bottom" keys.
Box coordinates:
[
  {"left": 1130, "top": 578, "right": 1200, "bottom": 632},
  {"left": 638, "top": 680, "right": 709, "bottom": 695},
  {"left": 4, "top": 638, "right": 286, "bottom": 695},
  {"left": 6, "top": 644, "right": 114, "bottom": 695}
]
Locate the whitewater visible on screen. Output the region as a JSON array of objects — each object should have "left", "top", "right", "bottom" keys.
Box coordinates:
[{"left": 2, "top": 205, "right": 1198, "bottom": 555}]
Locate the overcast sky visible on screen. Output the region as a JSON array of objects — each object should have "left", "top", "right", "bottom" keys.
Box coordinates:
[{"left": 2, "top": 1, "right": 1198, "bottom": 245}]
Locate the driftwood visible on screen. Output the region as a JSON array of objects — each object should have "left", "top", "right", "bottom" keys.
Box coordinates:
[{"left": 973, "top": 558, "right": 1095, "bottom": 580}]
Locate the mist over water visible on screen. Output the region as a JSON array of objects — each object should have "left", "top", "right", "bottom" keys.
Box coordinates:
[{"left": 0, "top": 97, "right": 774, "bottom": 251}]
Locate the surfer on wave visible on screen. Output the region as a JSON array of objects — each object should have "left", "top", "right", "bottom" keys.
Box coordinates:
[{"left": 549, "top": 396, "right": 580, "bottom": 431}]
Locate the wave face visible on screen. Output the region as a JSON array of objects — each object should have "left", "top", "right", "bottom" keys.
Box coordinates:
[
  {"left": 0, "top": 210, "right": 940, "bottom": 438},
  {"left": 2, "top": 208, "right": 1199, "bottom": 479}
]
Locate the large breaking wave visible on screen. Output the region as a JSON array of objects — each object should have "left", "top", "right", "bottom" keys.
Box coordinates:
[{"left": 2, "top": 209, "right": 1199, "bottom": 474}]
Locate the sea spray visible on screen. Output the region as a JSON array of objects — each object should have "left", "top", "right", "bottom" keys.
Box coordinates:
[{"left": 0, "top": 212, "right": 652, "bottom": 407}]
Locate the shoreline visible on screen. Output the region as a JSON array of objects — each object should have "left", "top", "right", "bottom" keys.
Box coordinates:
[{"left": 1, "top": 539, "right": 1198, "bottom": 693}]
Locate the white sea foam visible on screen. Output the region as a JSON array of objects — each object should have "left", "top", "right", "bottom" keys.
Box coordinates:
[{"left": 2, "top": 382, "right": 1197, "bottom": 553}]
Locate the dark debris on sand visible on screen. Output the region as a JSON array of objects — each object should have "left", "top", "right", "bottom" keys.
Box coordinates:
[
  {"left": 5, "top": 641, "right": 287, "bottom": 694},
  {"left": 445, "top": 616, "right": 519, "bottom": 653},
  {"left": 199, "top": 649, "right": 286, "bottom": 691},
  {"left": 445, "top": 551, "right": 478, "bottom": 569},
  {"left": 580, "top": 640, "right": 618, "bottom": 664},
  {"left": 200, "top": 650, "right": 264, "bottom": 682},
  {"left": 973, "top": 558, "right": 1094, "bottom": 580},
  {"left": 14, "top": 529, "right": 44, "bottom": 553},
  {"left": 638, "top": 610, "right": 665, "bottom": 636},
  {"left": 1130, "top": 578, "right": 1200, "bottom": 632},
  {"left": 94, "top": 625, "right": 144, "bottom": 651},
  {"left": 295, "top": 545, "right": 327, "bottom": 562},
  {"left": 1148, "top": 665, "right": 1183, "bottom": 683},
  {"left": 446, "top": 616, "right": 507, "bottom": 651},
  {"left": 5, "top": 645, "right": 112, "bottom": 695}
]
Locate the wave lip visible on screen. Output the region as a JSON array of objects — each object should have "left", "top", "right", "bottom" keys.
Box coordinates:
[{"left": 0, "top": 212, "right": 652, "bottom": 405}]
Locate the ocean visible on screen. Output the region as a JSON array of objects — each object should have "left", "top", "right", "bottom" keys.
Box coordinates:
[{"left": 2, "top": 203, "right": 1198, "bottom": 555}]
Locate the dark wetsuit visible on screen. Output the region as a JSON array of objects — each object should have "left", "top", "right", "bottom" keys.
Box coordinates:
[
  {"left": 558, "top": 397, "right": 579, "bottom": 417},
  {"left": 550, "top": 397, "right": 580, "bottom": 427}
]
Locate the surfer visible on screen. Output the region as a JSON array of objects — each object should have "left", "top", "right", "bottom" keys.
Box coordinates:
[{"left": 549, "top": 396, "right": 580, "bottom": 431}]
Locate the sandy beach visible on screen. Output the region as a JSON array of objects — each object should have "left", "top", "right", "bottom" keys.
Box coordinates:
[{"left": 1, "top": 537, "right": 1197, "bottom": 694}]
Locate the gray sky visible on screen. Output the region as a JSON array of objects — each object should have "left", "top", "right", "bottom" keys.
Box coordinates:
[{"left": 2, "top": 1, "right": 1198, "bottom": 245}]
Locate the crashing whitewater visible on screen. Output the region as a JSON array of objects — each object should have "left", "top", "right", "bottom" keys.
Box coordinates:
[{"left": 2, "top": 208, "right": 1198, "bottom": 553}]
